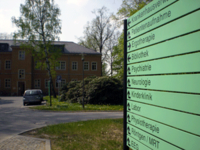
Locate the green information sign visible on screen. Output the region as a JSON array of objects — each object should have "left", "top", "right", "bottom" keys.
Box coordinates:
[
  {"left": 127, "top": 10, "right": 200, "bottom": 52},
  {"left": 127, "top": 124, "right": 182, "bottom": 150},
  {"left": 127, "top": 31, "right": 200, "bottom": 64},
  {"left": 127, "top": 0, "right": 177, "bottom": 29},
  {"left": 124, "top": 1, "right": 200, "bottom": 149},
  {"left": 127, "top": 113, "right": 200, "bottom": 150},
  {"left": 127, "top": 52, "right": 200, "bottom": 75},
  {"left": 127, "top": 101, "right": 200, "bottom": 135},
  {"left": 127, "top": 74, "right": 200, "bottom": 93},
  {"left": 127, "top": 89, "right": 200, "bottom": 114},
  {"left": 127, "top": 0, "right": 200, "bottom": 40},
  {"left": 127, "top": 135, "right": 151, "bottom": 150}
]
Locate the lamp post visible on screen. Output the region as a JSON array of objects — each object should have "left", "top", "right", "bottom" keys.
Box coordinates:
[{"left": 82, "top": 53, "right": 85, "bottom": 109}]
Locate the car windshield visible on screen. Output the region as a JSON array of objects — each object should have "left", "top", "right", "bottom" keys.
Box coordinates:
[{"left": 25, "top": 90, "right": 41, "bottom": 96}]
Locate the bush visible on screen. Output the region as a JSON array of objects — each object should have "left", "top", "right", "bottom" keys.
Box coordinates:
[
  {"left": 59, "top": 76, "right": 123, "bottom": 105},
  {"left": 85, "top": 76, "right": 123, "bottom": 105},
  {"left": 59, "top": 80, "right": 80, "bottom": 102}
]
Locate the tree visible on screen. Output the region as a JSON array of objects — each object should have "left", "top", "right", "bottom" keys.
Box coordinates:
[
  {"left": 113, "top": 0, "right": 152, "bottom": 22},
  {"left": 102, "top": 62, "right": 109, "bottom": 76},
  {"left": 12, "top": 0, "right": 62, "bottom": 98},
  {"left": 104, "top": 31, "right": 120, "bottom": 76},
  {"left": 112, "top": 0, "right": 151, "bottom": 80},
  {"left": 78, "top": 6, "right": 117, "bottom": 76},
  {"left": 112, "top": 33, "right": 124, "bottom": 80}
]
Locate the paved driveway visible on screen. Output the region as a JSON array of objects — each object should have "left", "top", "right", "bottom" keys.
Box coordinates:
[{"left": 0, "top": 97, "right": 123, "bottom": 142}]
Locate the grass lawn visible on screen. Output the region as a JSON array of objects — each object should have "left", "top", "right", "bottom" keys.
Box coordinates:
[
  {"left": 22, "top": 118, "right": 124, "bottom": 150},
  {"left": 29, "top": 96, "right": 123, "bottom": 112}
]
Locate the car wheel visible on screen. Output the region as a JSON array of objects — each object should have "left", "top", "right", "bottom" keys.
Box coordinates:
[{"left": 23, "top": 102, "right": 26, "bottom": 106}]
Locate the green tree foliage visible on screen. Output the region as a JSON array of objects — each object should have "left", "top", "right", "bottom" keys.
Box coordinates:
[
  {"left": 12, "top": 0, "right": 62, "bottom": 97},
  {"left": 102, "top": 62, "right": 109, "bottom": 76},
  {"left": 112, "top": 0, "right": 151, "bottom": 80},
  {"left": 112, "top": 33, "right": 124, "bottom": 81}
]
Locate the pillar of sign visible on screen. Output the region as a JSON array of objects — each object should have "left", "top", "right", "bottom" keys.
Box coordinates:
[{"left": 124, "top": 0, "right": 200, "bottom": 150}]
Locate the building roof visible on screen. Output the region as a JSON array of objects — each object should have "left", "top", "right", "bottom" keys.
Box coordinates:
[{"left": 0, "top": 40, "right": 101, "bottom": 55}]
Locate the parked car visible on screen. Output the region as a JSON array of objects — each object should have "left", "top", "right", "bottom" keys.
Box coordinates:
[{"left": 23, "top": 89, "right": 43, "bottom": 106}]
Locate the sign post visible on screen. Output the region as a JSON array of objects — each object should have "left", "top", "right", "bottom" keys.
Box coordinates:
[
  {"left": 124, "top": 0, "right": 200, "bottom": 149},
  {"left": 56, "top": 75, "right": 62, "bottom": 96},
  {"left": 48, "top": 80, "right": 52, "bottom": 106},
  {"left": 123, "top": 19, "right": 129, "bottom": 150}
]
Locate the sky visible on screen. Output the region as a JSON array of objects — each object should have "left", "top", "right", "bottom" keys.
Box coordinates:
[{"left": 0, "top": 0, "right": 122, "bottom": 43}]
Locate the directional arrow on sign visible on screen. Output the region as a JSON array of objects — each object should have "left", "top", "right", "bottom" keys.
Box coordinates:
[
  {"left": 127, "top": 79, "right": 131, "bottom": 86},
  {"left": 127, "top": 91, "right": 131, "bottom": 99},
  {"left": 128, "top": 31, "right": 131, "bottom": 39},
  {"left": 128, "top": 43, "right": 131, "bottom": 50},
  {"left": 127, "top": 138, "right": 130, "bottom": 146},
  {"left": 127, "top": 102, "right": 131, "bottom": 111},
  {"left": 128, "top": 114, "right": 131, "bottom": 122},
  {"left": 128, "top": 55, "right": 131, "bottom": 62},
  {"left": 128, "top": 20, "right": 131, "bottom": 27},
  {"left": 127, "top": 67, "right": 131, "bottom": 74},
  {"left": 128, "top": 126, "right": 131, "bottom": 135}
]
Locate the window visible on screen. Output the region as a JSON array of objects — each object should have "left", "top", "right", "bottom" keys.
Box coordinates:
[
  {"left": 5, "top": 60, "right": 11, "bottom": 69},
  {"left": 56, "top": 61, "right": 66, "bottom": 70},
  {"left": 18, "top": 69, "right": 25, "bottom": 79},
  {"left": 34, "top": 79, "right": 41, "bottom": 88},
  {"left": 24, "top": 90, "right": 42, "bottom": 96},
  {"left": 45, "top": 79, "right": 50, "bottom": 88},
  {"left": 34, "top": 61, "right": 41, "bottom": 70},
  {"left": 5, "top": 79, "right": 11, "bottom": 88},
  {"left": 19, "top": 50, "right": 25, "bottom": 60},
  {"left": 84, "top": 62, "right": 89, "bottom": 71},
  {"left": 72, "top": 62, "right": 78, "bottom": 70},
  {"left": 91, "top": 62, "right": 97, "bottom": 71},
  {"left": 56, "top": 79, "right": 66, "bottom": 88}
]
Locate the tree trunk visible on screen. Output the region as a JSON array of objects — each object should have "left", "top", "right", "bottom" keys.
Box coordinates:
[
  {"left": 40, "top": 20, "right": 56, "bottom": 98},
  {"left": 45, "top": 52, "right": 56, "bottom": 98},
  {"left": 111, "top": 56, "right": 113, "bottom": 76},
  {"left": 50, "top": 79, "right": 56, "bottom": 98}
]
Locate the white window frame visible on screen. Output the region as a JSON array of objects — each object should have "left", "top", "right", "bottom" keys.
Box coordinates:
[
  {"left": 91, "top": 62, "right": 97, "bottom": 71},
  {"left": 18, "top": 69, "right": 25, "bottom": 79},
  {"left": 45, "top": 79, "right": 49, "bottom": 88},
  {"left": 72, "top": 61, "right": 78, "bottom": 71},
  {"left": 5, "top": 79, "right": 11, "bottom": 88},
  {"left": 5, "top": 60, "right": 11, "bottom": 70},
  {"left": 34, "top": 79, "right": 41, "bottom": 88},
  {"left": 84, "top": 61, "right": 89, "bottom": 71},
  {"left": 56, "top": 79, "right": 66, "bottom": 88},
  {"left": 18, "top": 50, "right": 25, "bottom": 60},
  {"left": 56, "top": 61, "right": 66, "bottom": 70}
]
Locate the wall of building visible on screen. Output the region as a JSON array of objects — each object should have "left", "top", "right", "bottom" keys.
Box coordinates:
[
  {"left": 32, "top": 54, "right": 101, "bottom": 95},
  {"left": 0, "top": 45, "right": 101, "bottom": 96},
  {"left": 0, "top": 52, "right": 12, "bottom": 95},
  {"left": 10, "top": 46, "right": 33, "bottom": 96}
]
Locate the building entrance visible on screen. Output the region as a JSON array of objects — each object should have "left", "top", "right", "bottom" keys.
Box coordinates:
[{"left": 18, "top": 82, "right": 25, "bottom": 96}]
